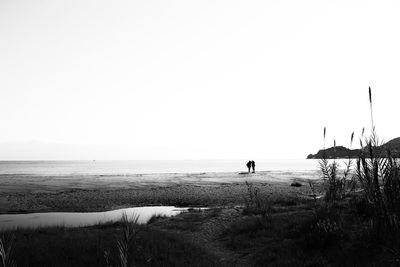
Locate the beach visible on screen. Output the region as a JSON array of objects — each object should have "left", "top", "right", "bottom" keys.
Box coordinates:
[
  {"left": 3, "top": 163, "right": 392, "bottom": 266},
  {"left": 0, "top": 169, "right": 326, "bottom": 266},
  {"left": 0, "top": 163, "right": 336, "bottom": 266},
  {"left": 0, "top": 170, "right": 321, "bottom": 214}
]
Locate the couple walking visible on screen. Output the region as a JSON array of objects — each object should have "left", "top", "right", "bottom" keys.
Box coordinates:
[{"left": 246, "top": 160, "right": 255, "bottom": 173}]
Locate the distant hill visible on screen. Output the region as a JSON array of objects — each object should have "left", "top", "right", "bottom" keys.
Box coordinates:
[
  {"left": 307, "top": 137, "right": 400, "bottom": 159},
  {"left": 381, "top": 137, "right": 400, "bottom": 156}
]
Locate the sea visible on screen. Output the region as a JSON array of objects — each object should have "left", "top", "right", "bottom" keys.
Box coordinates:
[{"left": 0, "top": 159, "right": 326, "bottom": 176}]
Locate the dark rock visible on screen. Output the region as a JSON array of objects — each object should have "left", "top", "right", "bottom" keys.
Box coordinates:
[{"left": 291, "top": 182, "right": 302, "bottom": 187}]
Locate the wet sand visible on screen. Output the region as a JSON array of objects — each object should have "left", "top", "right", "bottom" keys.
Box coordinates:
[{"left": 0, "top": 171, "right": 322, "bottom": 214}]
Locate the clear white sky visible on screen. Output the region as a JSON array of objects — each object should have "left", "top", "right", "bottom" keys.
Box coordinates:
[{"left": 1, "top": 0, "right": 400, "bottom": 160}]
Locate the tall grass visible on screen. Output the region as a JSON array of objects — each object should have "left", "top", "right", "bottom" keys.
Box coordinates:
[
  {"left": 318, "top": 129, "right": 355, "bottom": 205},
  {"left": 355, "top": 87, "right": 400, "bottom": 234},
  {"left": 0, "top": 235, "right": 16, "bottom": 267},
  {"left": 319, "top": 87, "right": 400, "bottom": 236},
  {"left": 105, "top": 212, "right": 140, "bottom": 267}
]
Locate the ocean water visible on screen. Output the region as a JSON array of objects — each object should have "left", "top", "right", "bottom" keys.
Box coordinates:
[{"left": 0, "top": 159, "right": 323, "bottom": 176}]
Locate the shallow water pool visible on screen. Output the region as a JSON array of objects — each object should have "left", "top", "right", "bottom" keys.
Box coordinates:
[{"left": 0, "top": 206, "right": 190, "bottom": 231}]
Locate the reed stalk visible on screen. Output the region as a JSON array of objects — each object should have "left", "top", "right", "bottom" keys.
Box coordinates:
[{"left": 355, "top": 87, "right": 400, "bottom": 234}]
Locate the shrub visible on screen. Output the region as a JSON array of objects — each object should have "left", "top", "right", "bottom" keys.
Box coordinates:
[
  {"left": 319, "top": 128, "right": 355, "bottom": 205},
  {"left": 242, "top": 181, "right": 271, "bottom": 223}
]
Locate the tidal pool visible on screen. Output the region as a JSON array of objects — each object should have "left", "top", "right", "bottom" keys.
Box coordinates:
[{"left": 0, "top": 206, "right": 190, "bottom": 231}]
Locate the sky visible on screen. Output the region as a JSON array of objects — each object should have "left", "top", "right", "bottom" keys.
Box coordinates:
[{"left": 1, "top": 0, "right": 400, "bottom": 160}]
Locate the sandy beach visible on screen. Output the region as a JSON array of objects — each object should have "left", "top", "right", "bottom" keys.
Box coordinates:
[{"left": 0, "top": 171, "right": 321, "bottom": 214}]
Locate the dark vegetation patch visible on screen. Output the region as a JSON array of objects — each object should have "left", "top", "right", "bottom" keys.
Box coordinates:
[
  {"left": 1, "top": 221, "right": 220, "bottom": 267},
  {"left": 221, "top": 198, "right": 400, "bottom": 266}
]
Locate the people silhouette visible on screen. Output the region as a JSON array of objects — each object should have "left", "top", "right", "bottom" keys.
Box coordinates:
[
  {"left": 246, "top": 161, "right": 252, "bottom": 173},
  {"left": 251, "top": 160, "right": 255, "bottom": 173}
]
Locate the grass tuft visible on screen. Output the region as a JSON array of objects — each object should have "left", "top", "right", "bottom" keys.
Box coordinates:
[
  {"left": 105, "top": 212, "right": 140, "bottom": 267},
  {"left": 0, "top": 235, "right": 16, "bottom": 267}
]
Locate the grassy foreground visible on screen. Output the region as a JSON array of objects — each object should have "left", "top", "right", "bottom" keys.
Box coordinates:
[
  {"left": 1, "top": 192, "right": 399, "bottom": 267},
  {"left": 0, "top": 219, "right": 221, "bottom": 267}
]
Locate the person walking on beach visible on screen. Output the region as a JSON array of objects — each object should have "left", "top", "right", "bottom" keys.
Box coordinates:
[
  {"left": 251, "top": 160, "right": 255, "bottom": 173},
  {"left": 246, "top": 161, "right": 252, "bottom": 173}
]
